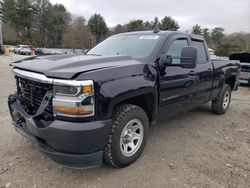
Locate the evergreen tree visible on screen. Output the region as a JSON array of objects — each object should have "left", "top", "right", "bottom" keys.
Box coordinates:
[
  {"left": 191, "top": 24, "right": 202, "bottom": 35},
  {"left": 160, "top": 16, "right": 179, "bottom": 31},
  {"left": 88, "top": 14, "right": 108, "bottom": 42}
]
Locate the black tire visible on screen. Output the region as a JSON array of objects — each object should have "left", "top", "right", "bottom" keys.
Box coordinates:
[
  {"left": 212, "top": 84, "right": 232, "bottom": 115},
  {"left": 103, "top": 104, "right": 149, "bottom": 168}
]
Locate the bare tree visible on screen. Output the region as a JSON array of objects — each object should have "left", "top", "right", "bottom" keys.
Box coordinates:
[{"left": 62, "top": 15, "right": 95, "bottom": 50}]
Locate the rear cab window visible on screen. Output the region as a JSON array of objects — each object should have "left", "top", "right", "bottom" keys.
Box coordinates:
[{"left": 191, "top": 40, "right": 208, "bottom": 63}]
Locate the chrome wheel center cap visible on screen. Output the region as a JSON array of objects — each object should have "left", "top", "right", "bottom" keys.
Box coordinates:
[{"left": 123, "top": 129, "right": 133, "bottom": 143}]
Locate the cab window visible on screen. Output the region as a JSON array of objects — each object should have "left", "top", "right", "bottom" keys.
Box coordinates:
[
  {"left": 167, "top": 39, "right": 188, "bottom": 64},
  {"left": 191, "top": 40, "right": 207, "bottom": 63}
]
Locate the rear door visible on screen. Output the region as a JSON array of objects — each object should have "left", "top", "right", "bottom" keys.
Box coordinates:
[
  {"left": 159, "top": 35, "right": 197, "bottom": 118},
  {"left": 191, "top": 39, "right": 214, "bottom": 105}
]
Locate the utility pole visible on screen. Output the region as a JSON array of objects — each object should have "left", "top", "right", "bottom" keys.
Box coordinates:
[
  {"left": 0, "top": 20, "right": 2, "bottom": 45},
  {"left": 0, "top": 0, "right": 3, "bottom": 45}
]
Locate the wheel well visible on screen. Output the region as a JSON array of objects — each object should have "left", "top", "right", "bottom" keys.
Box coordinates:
[
  {"left": 225, "top": 76, "right": 236, "bottom": 90},
  {"left": 114, "top": 94, "right": 156, "bottom": 122}
]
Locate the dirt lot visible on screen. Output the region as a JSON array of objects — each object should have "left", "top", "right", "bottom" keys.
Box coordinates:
[{"left": 0, "top": 54, "right": 250, "bottom": 188}]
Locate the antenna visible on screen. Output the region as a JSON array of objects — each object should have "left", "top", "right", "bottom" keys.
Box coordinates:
[{"left": 153, "top": 27, "right": 160, "bottom": 34}]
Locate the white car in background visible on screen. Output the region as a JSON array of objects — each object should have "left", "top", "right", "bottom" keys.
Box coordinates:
[
  {"left": 13, "top": 45, "right": 24, "bottom": 54},
  {"left": 14, "top": 45, "right": 32, "bottom": 55}
]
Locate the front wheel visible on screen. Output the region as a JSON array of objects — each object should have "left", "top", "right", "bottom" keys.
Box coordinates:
[
  {"left": 212, "top": 84, "right": 232, "bottom": 115},
  {"left": 103, "top": 104, "right": 149, "bottom": 168}
]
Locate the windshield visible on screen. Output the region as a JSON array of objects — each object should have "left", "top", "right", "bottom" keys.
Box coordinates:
[{"left": 87, "top": 35, "right": 161, "bottom": 59}]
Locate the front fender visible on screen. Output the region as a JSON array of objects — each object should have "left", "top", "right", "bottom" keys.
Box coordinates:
[{"left": 96, "top": 75, "right": 156, "bottom": 119}]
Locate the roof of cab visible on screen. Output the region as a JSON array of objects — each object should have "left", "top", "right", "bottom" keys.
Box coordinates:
[{"left": 115, "top": 30, "right": 204, "bottom": 41}]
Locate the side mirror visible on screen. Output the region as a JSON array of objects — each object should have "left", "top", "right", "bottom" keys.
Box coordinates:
[
  {"left": 159, "top": 54, "right": 172, "bottom": 67},
  {"left": 180, "top": 47, "right": 197, "bottom": 68}
]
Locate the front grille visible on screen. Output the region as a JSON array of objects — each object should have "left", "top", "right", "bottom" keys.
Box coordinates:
[{"left": 16, "top": 76, "right": 54, "bottom": 123}]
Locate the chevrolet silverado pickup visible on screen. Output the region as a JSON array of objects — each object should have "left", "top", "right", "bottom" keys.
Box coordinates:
[{"left": 8, "top": 30, "right": 240, "bottom": 169}]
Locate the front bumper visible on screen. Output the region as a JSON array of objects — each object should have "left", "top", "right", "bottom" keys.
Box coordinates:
[
  {"left": 239, "top": 71, "right": 250, "bottom": 85},
  {"left": 239, "top": 79, "right": 250, "bottom": 85},
  {"left": 8, "top": 95, "right": 111, "bottom": 169}
]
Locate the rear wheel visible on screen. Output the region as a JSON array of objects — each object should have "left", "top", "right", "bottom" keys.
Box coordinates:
[
  {"left": 103, "top": 104, "right": 149, "bottom": 168},
  {"left": 212, "top": 84, "right": 231, "bottom": 115}
]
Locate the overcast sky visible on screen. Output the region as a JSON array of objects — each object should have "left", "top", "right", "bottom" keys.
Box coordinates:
[{"left": 50, "top": 0, "right": 250, "bottom": 33}]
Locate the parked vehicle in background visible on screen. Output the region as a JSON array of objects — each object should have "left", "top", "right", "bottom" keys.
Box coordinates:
[
  {"left": 35, "top": 48, "right": 47, "bottom": 56},
  {"left": 0, "top": 44, "right": 4, "bottom": 55},
  {"left": 13, "top": 45, "right": 22, "bottom": 54},
  {"left": 8, "top": 30, "right": 240, "bottom": 169},
  {"left": 19, "top": 46, "right": 32, "bottom": 55},
  {"left": 14, "top": 45, "right": 31, "bottom": 55},
  {"left": 54, "top": 51, "right": 62, "bottom": 55},
  {"left": 31, "top": 47, "right": 36, "bottom": 55},
  {"left": 48, "top": 50, "right": 62, "bottom": 55},
  {"left": 35, "top": 48, "right": 63, "bottom": 56},
  {"left": 230, "top": 53, "right": 250, "bottom": 85},
  {"left": 4, "top": 45, "right": 14, "bottom": 53}
]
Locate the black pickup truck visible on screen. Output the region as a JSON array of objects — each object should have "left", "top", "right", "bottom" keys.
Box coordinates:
[{"left": 8, "top": 30, "right": 240, "bottom": 169}]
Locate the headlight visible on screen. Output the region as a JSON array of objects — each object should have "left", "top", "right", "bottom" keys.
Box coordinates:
[
  {"left": 52, "top": 80, "right": 95, "bottom": 117},
  {"left": 54, "top": 85, "right": 80, "bottom": 96}
]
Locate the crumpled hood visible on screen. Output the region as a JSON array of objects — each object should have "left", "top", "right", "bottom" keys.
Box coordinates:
[{"left": 12, "top": 54, "right": 143, "bottom": 79}]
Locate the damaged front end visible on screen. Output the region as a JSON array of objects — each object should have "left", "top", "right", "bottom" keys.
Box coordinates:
[
  {"left": 8, "top": 69, "right": 110, "bottom": 169},
  {"left": 9, "top": 76, "right": 54, "bottom": 129}
]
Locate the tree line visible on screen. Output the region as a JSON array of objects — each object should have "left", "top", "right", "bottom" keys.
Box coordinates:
[
  {"left": 191, "top": 24, "right": 250, "bottom": 56},
  {"left": 1, "top": 0, "right": 250, "bottom": 56}
]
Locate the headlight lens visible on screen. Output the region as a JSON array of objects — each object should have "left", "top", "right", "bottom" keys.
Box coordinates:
[
  {"left": 52, "top": 80, "right": 95, "bottom": 117},
  {"left": 54, "top": 85, "right": 80, "bottom": 96}
]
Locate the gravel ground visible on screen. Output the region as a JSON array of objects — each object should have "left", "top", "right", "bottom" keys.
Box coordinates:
[{"left": 0, "top": 54, "right": 250, "bottom": 188}]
